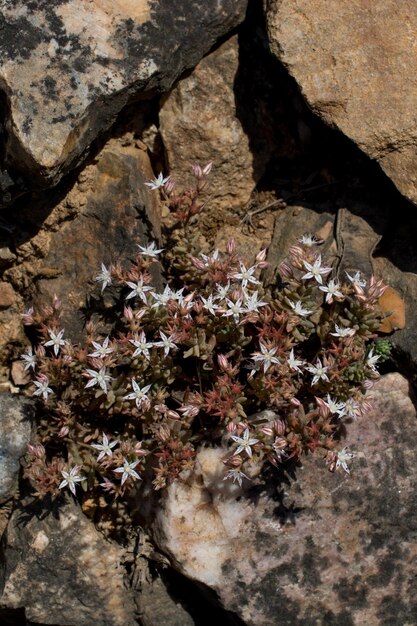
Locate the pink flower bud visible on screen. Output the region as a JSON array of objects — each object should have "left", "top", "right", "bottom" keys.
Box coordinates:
[
  {"left": 227, "top": 454, "right": 242, "bottom": 467},
  {"left": 255, "top": 248, "right": 267, "bottom": 263},
  {"left": 58, "top": 426, "right": 69, "bottom": 438},
  {"left": 256, "top": 261, "right": 269, "bottom": 269},
  {"left": 202, "top": 162, "right": 213, "bottom": 176},
  {"left": 192, "top": 164, "right": 203, "bottom": 178},
  {"left": 190, "top": 256, "right": 206, "bottom": 271},
  {"left": 21, "top": 307, "right": 35, "bottom": 325},
  {"left": 260, "top": 426, "right": 274, "bottom": 437},
  {"left": 290, "top": 397, "right": 301, "bottom": 407},
  {"left": 217, "top": 354, "right": 229, "bottom": 370},
  {"left": 164, "top": 178, "right": 176, "bottom": 194},
  {"left": 123, "top": 306, "right": 134, "bottom": 321},
  {"left": 227, "top": 422, "right": 237, "bottom": 433},
  {"left": 273, "top": 420, "right": 285, "bottom": 435},
  {"left": 226, "top": 239, "right": 235, "bottom": 254},
  {"left": 167, "top": 410, "right": 180, "bottom": 420}
]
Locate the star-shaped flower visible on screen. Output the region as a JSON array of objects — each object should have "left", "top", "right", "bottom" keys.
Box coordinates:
[
  {"left": 319, "top": 279, "right": 343, "bottom": 303},
  {"left": 89, "top": 336, "right": 113, "bottom": 358},
  {"left": 244, "top": 291, "right": 267, "bottom": 313},
  {"left": 59, "top": 466, "right": 85, "bottom": 495},
  {"left": 95, "top": 263, "right": 112, "bottom": 291},
  {"left": 289, "top": 300, "right": 313, "bottom": 317},
  {"left": 306, "top": 358, "right": 329, "bottom": 385},
  {"left": 223, "top": 468, "right": 250, "bottom": 487},
  {"left": 201, "top": 295, "right": 218, "bottom": 315},
  {"left": 230, "top": 429, "right": 259, "bottom": 458},
  {"left": 251, "top": 342, "right": 280, "bottom": 373},
  {"left": 330, "top": 324, "right": 355, "bottom": 338},
  {"left": 125, "top": 277, "right": 153, "bottom": 303},
  {"left": 324, "top": 394, "right": 346, "bottom": 418},
  {"left": 301, "top": 255, "right": 332, "bottom": 285},
  {"left": 232, "top": 263, "right": 260, "bottom": 288},
  {"left": 91, "top": 433, "right": 118, "bottom": 461},
  {"left": 84, "top": 367, "right": 112, "bottom": 394},
  {"left": 287, "top": 348, "right": 305, "bottom": 374},
  {"left": 137, "top": 241, "right": 164, "bottom": 257},
  {"left": 130, "top": 332, "right": 153, "bottom": 360},
  {"left": 21, "top": 347, "right": 37, "bottom": 371},
  {"left": 346, "top": 270, "right": 366, "bottom": 288},
  {"left": 298, "top": 233, "right": 322, "bottom": 247},
  {"left": 123, "top": 379, "right": 152, "bottom": 408},
  {"left": 144, "top": 172, "right": 170, "bottom": 190},
  {"left": 33, "top": 376, "right": 53, "bottom": 401},
  {"left": 44, "top": 328, "right": 66, "bottom": 357},
  {"left": 222, "top": 298, "right": 245, "bottom": 323},
  {"left": 113, "top": 458, "right": 141, "bottom": 485},
  {"left": 335, "top": 447, "right": 355, "bottom": 474},
  {"left": 366, "top": 348, "right": 380, "bottom": 372},
  {"left": 154, "top": 331, "right": 178, "bottom": 356}
]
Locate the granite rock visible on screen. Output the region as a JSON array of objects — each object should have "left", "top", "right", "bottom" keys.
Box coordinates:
[
  {"left": 0, "top": 0, "right": 248, "bottom": 196},
  {"left": 266, "top": 0, "right": 417, "bottom": 205},
  {"left": 0, "top": 394, "right": 33, "bottom": 503},
  {"left": 0, "top": 499, "right": 137, "bottom": 626},
  {"left": 151, "top": 374, "right": 417, "bottom": 625}
]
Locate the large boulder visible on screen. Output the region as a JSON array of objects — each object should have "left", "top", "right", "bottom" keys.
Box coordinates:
[
  {"left": 159, "top": 35, "right": 257, "bottom": 211},
  {"left": 265, "top": 0, "right": 417, "bottom": 205},
  {"left": 0, "top": 499, "right": 137, "bottom": 626},
  {"left": 0, "top": 0, "right": 248, "bottom": 199},
  {"left": 150, "top": 373, "right": 417, "bottom": 625}
]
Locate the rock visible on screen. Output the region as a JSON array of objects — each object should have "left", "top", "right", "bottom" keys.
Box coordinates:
[
  {"left": 0, "top": 394, "right": 33, "bottom": 502},
  {"left": 266, "top": 0, "right": 417, "bottom": 205},
  {"left": 159, "top": 35, "right": 257, "bottom": 211},
  {"left": 150, "top": 374, "right": 417, "bottom": 625},
  {"left": 7, "top": 136, "right": 163, "bottom": 341},
  {"left": 0, "top": 499, "right": 137, "bottom": 626},
  {"left": 0, "top": 0, "right": 248, "bottom": 196},
  {"left": 138, "top": 569, "right": 194, "bottom": 626},
  {"left": 0, "top": 282, "right": 15, "bottom": 310}
]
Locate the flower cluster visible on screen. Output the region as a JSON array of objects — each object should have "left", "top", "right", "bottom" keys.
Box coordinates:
[{"left": 22, "top": 166, "right": 388, "bottom": 500}]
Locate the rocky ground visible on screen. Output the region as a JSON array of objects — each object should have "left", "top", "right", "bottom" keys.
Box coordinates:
[{"left": 0, "top": 1, "right": 416, "bottom": 625}]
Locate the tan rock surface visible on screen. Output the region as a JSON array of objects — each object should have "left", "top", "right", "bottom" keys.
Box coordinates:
[
  {"left": 0, "top": 0, "right": 247, "bottom": 194},
  {"left": 159, "top": 36, "right": 257, "bottom": 211},
  {"left": 151, "top": 374, "right": 417, "bottom": 625},
  {"left": 266, "top": 0, "right": 417, "bottom": 205}
]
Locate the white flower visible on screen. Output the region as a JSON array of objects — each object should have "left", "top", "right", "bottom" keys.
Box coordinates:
[
  {"left": 123, "top": 379, "right": 151, "bottom": 408},
  {"left": 223, "top": 468, "right": 250, "bottom": 487},
  {"left": 137, "top": 241, "right": 164, "bottom": 257},
  {"left": 59, "top": 466, "right": 85, "bottom": 495},
  {"left": 130, "top": 332, "right": 153, "bottom": 359},
  {"left": 151, "top": 285, "right": 175, "bottom": 308},
  {"left": 144, "top": 172, "right": 170, "bottom": 190},
  {"left": 154, "top": 331, "right": 178, "bottom": 356},
  {"left": 44, "top": 328, "right": 66, "bottom": 357},
  {"left": 289, "top": 300, "right": 313, "bottom": 317},
  {"left": 215, "top": 282, "right": 231, "bottom": 300},
  {"left": 346, "top": 271, "right": 366, "bottom": 288},
  {"left": 21, "top": 347, "right": 36, "bottom": 371},
  {"left": 252, "top": 342, "right": 280, "bottom": 373},
  {"left": 222, "top": 298, "right": 245, "bottom": 323},
  {"left": 298, "top": 233, "right": 322, "bottom": 247},
  {"left": 200, "top": 249, "right": 220, "bottom": 266},
  {"left": 306, "top": 358, "right": 329, "bottom": 385},
  {"left": 201, "top": 295, "right": 218, "bottom": 315},
  {"left": 84, "top": 367, "right": 112, "bottom": 394},
  {"left": 301, "top": 255, "right": 332, "bottom": 285},
  {"left": 232, "top": 263, "right": 260, "bottom": 288},
  {"left": 91, "top": 433, "right": 118, "bottom": 461},
  {"left": 95, "top": 263, "right": 112, "bottom": 291},
  {"left": 230, "top": 429, "right": 259, "bottom": 458},
  {"left": 330, "top": 324, "right": 355, "bottom": 338},
  {"left": 287, "top": 348, "right": 304, "bottom": 373},
  {"left": 335, "top": 447, "right": 355, "bottom": 474},
  {"left": 125, "top": 277, "right": 153, "bottom": 303},
  {"left": 113, "top": 458, "right": 141, "bottom": 485},
  {"left": 244, "top": 291, "right": 267, "bottom": 313},
  {"left": 89, "top": 336, "right": 113, "bottom": 358},
  {"left": 33, "top": 377, "right": 53, "bottom": 401},
  {"left": 344, "top": 398, "right": 361, "bottom": 420},
  {"left": 366, "top": 348, "right": 380, "bottom": 372},
  {"left": 319, "top": 279, "right": 343, "bottom": 303},
  {"left": 324, "top": 394, "right": 346, "bottom": 418}
]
